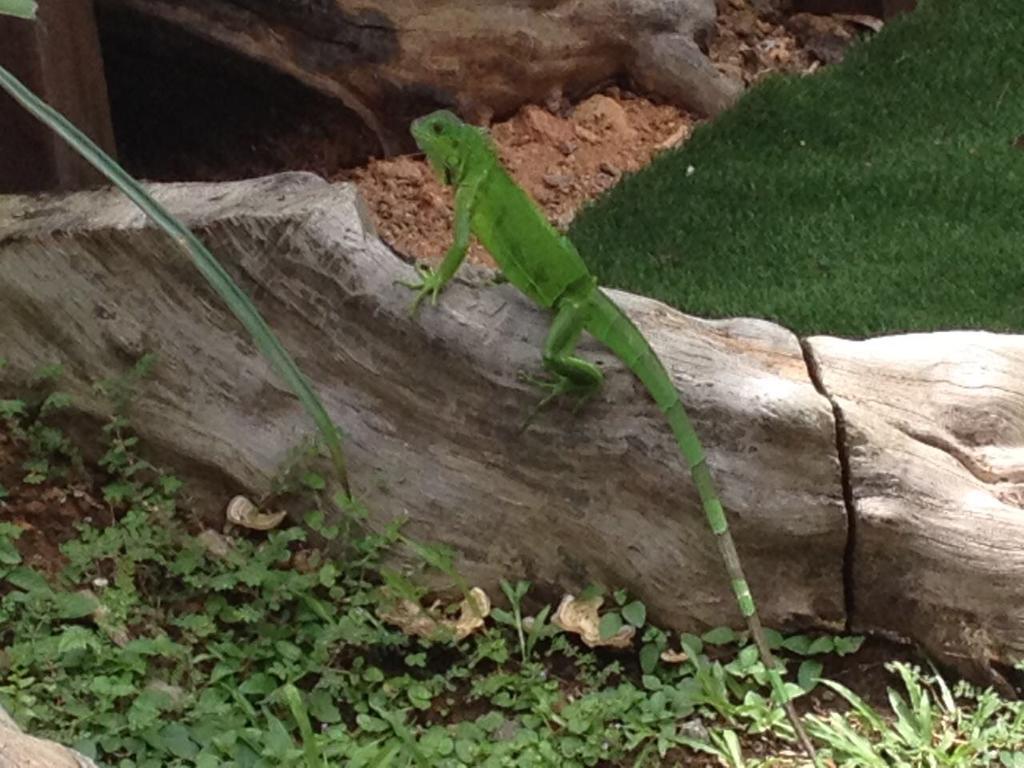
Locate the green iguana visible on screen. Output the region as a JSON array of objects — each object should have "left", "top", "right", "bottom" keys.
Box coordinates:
[{"left": 402, "top": 109, "right": 817, "bottom": 760}]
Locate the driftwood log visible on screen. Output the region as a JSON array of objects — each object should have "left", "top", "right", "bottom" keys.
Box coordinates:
[
  {"left": 0, "top": 174, "right": 1022, "bottom": 692},
  {"left": 95, "top": 0, "right": 741, "bottom": 154},
  {"left": 0, "top": 174, "right": 845, "bottom": 634}
]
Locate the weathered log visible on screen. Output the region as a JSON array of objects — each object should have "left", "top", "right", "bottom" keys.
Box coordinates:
[
  {"left": 806, "top": 334, "right": 1024, "bottom": 689},
  {"left": 0, "top": 174, "right": 846, "bottom": 636},
  {"left": 94, "top": 0, "right": 742, "bottom": 154}
]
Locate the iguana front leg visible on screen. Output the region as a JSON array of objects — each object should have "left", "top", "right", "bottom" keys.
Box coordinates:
[
  {"left": 520, "top": 296, "right": 604, "bottom": 428},
  {"left": 400, "top": 175, "right": 481, "bottom": 311}
]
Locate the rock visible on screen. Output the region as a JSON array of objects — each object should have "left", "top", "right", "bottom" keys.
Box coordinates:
[
  {"left": 523, "top": 105, "right": 570, "bottom": 145},
  {"left": 806, "top": 332, "right": 1024, "bottom": 689},
  {"left": 748, "top": 0, "right": 794, "bottom": 20},
  {"left": 731, "top": 8, "right": 761, "bottom": 37},
  {"left": 573, "top": 95, "right": 635, "bottom": 139},
  {"left": 633, "top": 32, "right": 743, "bottom": 117},
  {"left": 386, "top": 157, "right": 423, "bottom": 183},
  {"left": 142, "top": 680, "right": 187, "bottom": 709},
  {"left": 542, "top": 173, "right": 575, "bottom": 191},
  {"left": 197, "top": 528, "right": 233, "bottom": 559},
  {"left": 552, "top": 211, "right": 576, "bottom": 231},
  {"left": 655, "top": 124, "right": 692, "bottom": 151},
  {"left": 0, "top": 174, "right": 845, "bottom": 638},
  {"left": 96, "top": 0, "right": 741, "bottom": 154},
  {"left": 574, "top": 125, "right": 602, "bottom": 144}
]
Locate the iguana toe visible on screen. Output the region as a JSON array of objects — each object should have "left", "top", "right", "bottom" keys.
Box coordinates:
[{"left": 397, "top": 265, "right": 445, "bottom": 315}]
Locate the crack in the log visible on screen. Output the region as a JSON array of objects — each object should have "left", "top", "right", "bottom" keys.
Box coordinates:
[
  {"left": 799, "top": 338, "right": 857, "bottom": 632},
  {"left": 891, "top": 423, "right": 1006, "bottom": 486}
]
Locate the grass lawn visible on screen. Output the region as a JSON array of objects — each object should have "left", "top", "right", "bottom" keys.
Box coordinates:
[{"left": 570, "top": 0, "right": 1024, "bottom": 338}]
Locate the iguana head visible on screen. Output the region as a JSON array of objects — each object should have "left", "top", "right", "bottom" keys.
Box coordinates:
[{"left": 411, "top": 110, "right": 485, "bottom": 185}]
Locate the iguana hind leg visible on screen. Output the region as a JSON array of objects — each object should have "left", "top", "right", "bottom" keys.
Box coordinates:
[{"left": 519, "top": 297, "right": 603, "bottom": 430}]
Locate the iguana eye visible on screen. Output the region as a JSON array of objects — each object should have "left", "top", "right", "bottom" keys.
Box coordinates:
[{"left": 432, "top": 122, "right": 444, "bottom": 135}]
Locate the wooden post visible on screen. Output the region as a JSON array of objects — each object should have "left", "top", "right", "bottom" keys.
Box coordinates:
[{"left": 0, "top": 0, "right": 116, "bottom": 193}]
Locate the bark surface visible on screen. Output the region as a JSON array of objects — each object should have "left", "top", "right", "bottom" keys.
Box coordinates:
[{"left": 806, "top": 333, "right": 1024, "bottom": 690}]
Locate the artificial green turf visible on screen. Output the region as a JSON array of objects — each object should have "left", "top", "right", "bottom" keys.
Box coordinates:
[{"left": 569, "top": 0, "right": 1024, "bottom": 338}]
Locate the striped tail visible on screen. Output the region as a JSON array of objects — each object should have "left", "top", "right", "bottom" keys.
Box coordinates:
[{"left": 585, "top": 289, "right": 817, "bottom": 761}]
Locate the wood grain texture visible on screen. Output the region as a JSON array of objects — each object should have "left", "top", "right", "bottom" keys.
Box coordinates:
[{"left": 807, "top": 333, "right": 1024, "bottom": 687}]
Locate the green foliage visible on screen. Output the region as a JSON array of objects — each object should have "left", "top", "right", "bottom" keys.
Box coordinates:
[
  {"left": 0, "top": 364, "right": 80, "bottom": 485},
  {"left": 808, "top": 663, "right": 1024, "bottom": 767},
  {"left": 491, "top": 579, "right": 555, "bottom": 664},
  {"left": 571, "top": 0, "right": 1024, "bottom": 337},
  {"left": 0, "top": 422, "right": 400, "bottom": 766}
]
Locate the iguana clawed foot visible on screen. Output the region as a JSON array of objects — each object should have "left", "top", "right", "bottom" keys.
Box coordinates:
[
  {"left": 396, "top": 264, "right": 446, "bottom": 314},
  {"left": 516, "top": 371, "right": 599, "bottom": 432}
]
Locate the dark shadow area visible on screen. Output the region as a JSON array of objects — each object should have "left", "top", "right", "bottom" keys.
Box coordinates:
[{"left": 95, "top": 5, "right": 381, "bottom": 183}]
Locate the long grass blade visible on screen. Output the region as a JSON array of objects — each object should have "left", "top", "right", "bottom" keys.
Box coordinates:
[
  {"left": 0, "top": 64, "right": 350, "bottom": 496},
  {"left": 0, "top": 0, "right": 36, "bottom": 19},
  {"left": 282, "top": 684, "right": 324, "bottom": 768}
]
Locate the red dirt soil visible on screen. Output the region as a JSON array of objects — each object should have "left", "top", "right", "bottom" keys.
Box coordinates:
[{"left": 0, "top": 427, "right": 104, "bottom": 577}]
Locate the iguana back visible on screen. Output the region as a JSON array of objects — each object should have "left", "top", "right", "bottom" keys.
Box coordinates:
[{"left": 473, "top": 158, "right": 592, "bottom": 308}]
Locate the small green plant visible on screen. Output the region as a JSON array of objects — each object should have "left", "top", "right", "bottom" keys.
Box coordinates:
[
  {"left": 0, "top": 418, "right": 397, "bottom": 765},
  {"left": 808, "top": 662, "right": 1024, "bottom": 767},
  {"left": 0, "top": 364, "right": 80, "bottom": 485},
  {"left": 594, "top": 587, "right": 648, "bottom": 643},
  {"left": 492, "top": 579, "right": 554, "bottom": 663}
]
